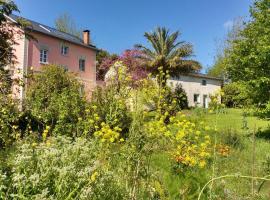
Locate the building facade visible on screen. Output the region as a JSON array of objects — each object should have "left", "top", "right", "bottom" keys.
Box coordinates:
[
  {"left": 168, "top": 74, "right": 222, "bottom": 108},
  {"left": 6, "top": 14, "right": 97, "bottom": 102}
]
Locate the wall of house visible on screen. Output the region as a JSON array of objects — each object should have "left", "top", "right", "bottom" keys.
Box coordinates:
[
  {"left": 168, "top": 75, "right": 222, "bottom": 108},
  {"left": 8, "top": 24, "right": 27, "bottom": 103},
  {"left": 27, "top": 32, "right": 96, "bottom": 96}
]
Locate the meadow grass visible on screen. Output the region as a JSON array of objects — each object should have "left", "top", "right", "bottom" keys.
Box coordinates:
[{"left": 153, "top": 108, "right": 270, "bottom": 199}]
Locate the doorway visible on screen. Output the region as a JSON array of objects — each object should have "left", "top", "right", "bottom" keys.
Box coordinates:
[{"left": 203, "top": 95, "right": 208, "bottom": 108}]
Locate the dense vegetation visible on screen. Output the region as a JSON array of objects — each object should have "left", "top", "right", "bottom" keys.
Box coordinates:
[
  {"left": 0, "top": 0, "right": 270, "bottom": 199},
  {"left": 208, "top": 0, "right": 270, "bottom": 117}
]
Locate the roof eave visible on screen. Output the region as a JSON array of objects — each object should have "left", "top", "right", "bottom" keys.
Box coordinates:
[{"left": 26, "top": 28, "right": 98, "bottom": 51}]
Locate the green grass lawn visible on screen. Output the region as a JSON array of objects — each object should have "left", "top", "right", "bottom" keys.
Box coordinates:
[
  {"left": 153, "top": 108, "right": 270, "bottom": 199},
  {"left": 203, "top": 108, "right": 269, "bottom": 133}
]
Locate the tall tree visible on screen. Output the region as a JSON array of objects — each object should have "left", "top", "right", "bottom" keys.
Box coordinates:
[
  {"left": 55, "top": 13, "right": 81, "bottom": 38},
  {"left": 135, "top": 27, "right": 201, "bottom": 82},
  {"left": 207, "top": 18, "right": 243, "bottom": 78},
  {"left": 226, "top": 0, "right": 270, "bottom": 105}
]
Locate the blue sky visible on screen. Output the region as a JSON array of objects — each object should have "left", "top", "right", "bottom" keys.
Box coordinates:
[{"left": 14, "top": 0, "right": 253, "bottom": 71}]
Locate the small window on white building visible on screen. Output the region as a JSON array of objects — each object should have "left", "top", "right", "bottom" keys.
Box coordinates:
[
  {"left": 202, "top": 79, "right": 207, "bottom": 86},
  {"left": 61, "top": 45, "right": 69, "bottom": 55},
  {"left": 40, "top": 49, "right": 48, "bottom": 63},
  {"left": 79, "top": 59, "right": 85, "bottom": 71},
  {"left": 194, "top": 94, "right": 200, "bottom": 104}
]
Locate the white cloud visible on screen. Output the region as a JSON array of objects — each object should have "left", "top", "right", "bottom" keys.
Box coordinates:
[{"left": 223, "top": 20, "right": 233, "bottom": 30}]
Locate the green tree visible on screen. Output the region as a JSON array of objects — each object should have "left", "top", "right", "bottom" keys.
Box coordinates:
[
  {"left": 226, "top": 0, "right": 270, "bottom": 106},
  {"left": 54, "top": 13, "right": 82, "bottom": 38},
  {"left": 135, "top": 27, "right": 201, "bottom": 83},
  {"left": 26, "top": 65, "right": 86, "bottom": 137},
  {"left": 207, "top": 18, "right": 243, "bottom": 78}
]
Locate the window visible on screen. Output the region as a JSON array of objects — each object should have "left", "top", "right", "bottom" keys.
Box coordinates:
[
  {"left": 40, "top": 49, "right": 48, "bottom": 63},
  {"left": 202, "top": 79, "right": 207, "bottom": 86},
  {"left": 194, "top": 94, "right": 200, "bottom": 103},
  {"left": 61, "top": 45, "right": 69, "bottom": 55},
  {"left": 79, "top": 59, "right": 85, "bottom": 71}
]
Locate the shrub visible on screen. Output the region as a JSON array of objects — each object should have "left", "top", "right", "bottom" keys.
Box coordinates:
[
  {"left": 0, "top": 136, "right": 127, "bottom": 199},
  {"left": 90, "top": 85, "right": 132, "bottom": 136},
  {"left": 0, "top": 94, "right": 19, "bottom": 148},
  {"left": 222, "top": 82, "right": 252, "bottom": 108},
  {"left": 257, "top": 101, "right": 270, "bottom": 119},
  {"left": 173, "top": 83, "right": 188, "bottom": 110},
  {"left": 26, "top": 65, "right": 86, "bottom": 137}
]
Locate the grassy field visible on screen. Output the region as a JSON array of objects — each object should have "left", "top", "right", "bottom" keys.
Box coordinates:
[{"left": 153, "top": 108, "right": 270, "bottom": 199}]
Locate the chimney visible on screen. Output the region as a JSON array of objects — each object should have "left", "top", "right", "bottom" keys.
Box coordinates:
[{"left": 83, "top": 30, "right": 90, "bottom": 45}]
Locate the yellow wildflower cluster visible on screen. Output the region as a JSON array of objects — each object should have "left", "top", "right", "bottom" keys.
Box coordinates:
[
  {"left": 144, "top": 110, "right": 212, "bottom": 169},
  {"left": 94, "top": 122, "right": 123, "bottom": 144},
  {"left": 169, "top": 114, "right": 212, "bottom": 168}
]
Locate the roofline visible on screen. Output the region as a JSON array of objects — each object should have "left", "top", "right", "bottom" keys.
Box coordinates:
[
  {"left": 28, "top": 28, "right": 98, "bottom": 51},
  {"left": 182, "top": 73, "right": 223, "bottom": 81},
  {"left": 5, "top": 14, "right": 98, "bottom": 52}
]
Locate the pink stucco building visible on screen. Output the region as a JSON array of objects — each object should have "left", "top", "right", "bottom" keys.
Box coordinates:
[{"left": 6, "top": 14, "right": 97, "bottom": 102}]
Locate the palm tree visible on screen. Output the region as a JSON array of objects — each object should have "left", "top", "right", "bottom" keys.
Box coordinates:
[{"left": 135, "top": 27, "right": 201, "bottom": 83}]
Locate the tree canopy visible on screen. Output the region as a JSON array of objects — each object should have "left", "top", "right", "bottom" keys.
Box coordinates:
[
  {"left": 135, "top": 27, "right": 201, "bottom": 80},
  {"left": 55, "top": 13, "right": 82, "bottom": 38},
  {"left": 226, "top": 0, "right": 270, "bottom": 105}
]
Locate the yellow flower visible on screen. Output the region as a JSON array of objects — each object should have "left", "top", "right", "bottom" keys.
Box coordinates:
[
  {"left": 32, "top": 142, "right": 37, "bottom": 148},
  {"left": 90, "top": 171, "right": 99, "bottom": 182},
  {"left": 199, "top": 160, "right": 206, "bottom": 168},
  {"left": 195, "top": 130, "right": 201, "bottom": 135},
  {"left": 120, "top": 138, "right": 124, "bottom": 142}
]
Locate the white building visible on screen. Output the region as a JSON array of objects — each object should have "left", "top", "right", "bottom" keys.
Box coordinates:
[{"left": 168, "top": 73, "right": 223, "bottom": 108}]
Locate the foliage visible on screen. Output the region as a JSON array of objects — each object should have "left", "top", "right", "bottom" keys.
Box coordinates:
[
  {"left": 135, "top": 27, "right": 201, "bottom": 84},
  {"left": 208, "top": 89, "right": 225, "bottom": 113},
  {"left": 226, "top": 0, "right": 270, "bottom": 108},
  {"left": 257, "top": 101, "right": 270, "bottom": 119},
  {"left": 172, "top": 83, "right": 188, "bottom": 110},
  {"left": 100, "top": 49, "right": 148, "bottom": 82},
  {"left": 26, "top": 65, "right": 86, "bottom": 137},
  {"left": 88, "top": 85, "right": 132, "bottom": 137},
  {"left": 222, "top": 82, "right": 252, "bottom": 108},
  {"left": 207, "top": 18, "right": 243, "bottom": 79},
  {"left": 54, "top": 12, "right": 82, "bottom": 38},
  {"left": 0, "top": 136, "right": 127, "bottom": 199},
  {"left": 0, "top": 94, "right": 19, "bottom": 148},
  {"left": 96, "top": 49, "right": 114, "bottom": 80}
]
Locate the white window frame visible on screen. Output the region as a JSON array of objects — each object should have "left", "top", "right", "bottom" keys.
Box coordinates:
[
  {"left": 61, "top": 45, "right": 69, "bottom": 56},
  {"left": 40, "top": 49, "right": 48, "bottom": 64}
]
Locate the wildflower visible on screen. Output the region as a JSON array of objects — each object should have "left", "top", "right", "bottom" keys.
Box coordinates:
[
  {"left": 32, "top": 142, "right": 37, "bottom": 148},
  {"left": 120, "top": 138, "right": 124, "bottom": 142},
  {"left": 195, "top": 130, "right": 201, "bottom": 135},
  {"left": 199, "top": 160, "right": 206, "bottom": 168},
  {"left": 90, "top": 171, "right": 99, "bottom": 182}
]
